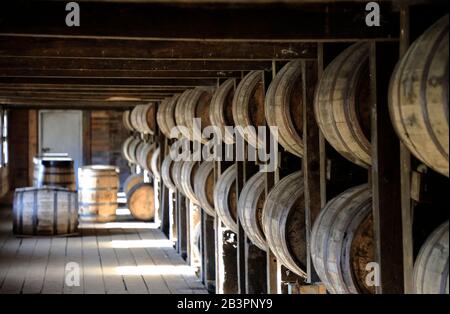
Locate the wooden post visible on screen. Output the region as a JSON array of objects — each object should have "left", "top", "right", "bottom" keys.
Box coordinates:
[
  {"left": 235, "top": 156, "right": 246, "bottom": 294},
  {"left": 301, "top": 60, "right": 321, "bottom": 284},
  {"left": 399, "top": 5, "right": 414, "bottom": 294},
  {"left": 369, "top": 41, "right": 404, "bottom": 294},
  {"left": 317, "top": 44, "right": 327, "bottom": 208},
  {"left": 264, "top": 64, "right": 281, "bottom": 294},
  {"left": 178, "top": 191, "right": 188, "bottom": 260},
  {"left": 160, "top": 138, "right": 170, "bottom": 238},
  {"left": 202, "top": 211, "right": 216, "bottom": 293}
]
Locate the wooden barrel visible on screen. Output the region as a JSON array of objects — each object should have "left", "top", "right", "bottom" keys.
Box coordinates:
[
  {"left": 237, "top": 172, "right": 266, "bottom": 251},
  {"left": 33, "top": 156, "right": 76, "bottom": 191},
  {"left": 139, "top": 103, "right": 157, "bottom": 135},
  {"left": 127, "top": 182, "right": 155, "bottom": 221},
  {"left": 314, "top": 42, "right": 371, "bottom": 168},
  {"left": 213, "top": 164, "right": 238, "bottom": 233},
  {"left": 150, "top": 147, "right": 161, "bottom": 180},
  {"left": 13, "top": 187, "right": 78, "bottom": 236},
  {"left": 165, "top": 94, "right": 182, "bottom": 139},
  {"left": 175, "top": 89, "right": 195, "bottom": 139},
  {"left": 121, "top": 136, "right": 134, "bottom": 163},
  {"left": 389, "top": 15, "right": 449, "bottom": 177},
  {"left": 311, "top": 184, "right": 375, "bottom": 294},
  {"left": 180, "top": 160, "right": 200, "bottom": 205},
  {"left": 123, "top": 174, "right": 144, "bottom": 194},
  {"left": 157, "top": 97, "right": 171, "bottom": 138},
  {"left": 232, "top": 70, "right": 266, "bottom": 149},
  {"left": 193, "top": 161, "right": 215, "bottom": 216},
  {"left": 130, "top": 105, "right": 144, "bottom": 133},
  {"left": 413, "top": 220, "right": 449, "bottom": 294},
  {"left": 78, "top": 165, "right": 119, "bottom": 222},
  {"left": 265, "top": 60, "right": 304, "bottom": 157},
  {"left": 172, "top": 160, "right": 186, "bottom": 196},
  {"left": 128, "top": 138, "right": 144, "bottom": 165},
  {"left": 176, "top": 87, "right": 214, "bottom": 143},
  {"left": 122, "top": 110, "right": 135, "bottom": 132},
  {"left": 262, "top": 171, "right": 307, "bottom": 277},
  {"left": 210, "top": 78, "right": 236, "bottom": 144},
  {"left": 161, "top": 151, "right": 177, "bottom": 191},
  {"left": 137, "top": 142, "right": 158, "bottom": 173}
]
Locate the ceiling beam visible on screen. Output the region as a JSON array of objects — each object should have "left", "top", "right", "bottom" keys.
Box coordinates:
[
  {"left": 0, "top": 57, "right": 274, "bottom": 71},
  {"left": 1, "top": 1, "right": 399, "bottom": 40},
  {"left": 0, "top": 77, "right": 218, "bottom": 86},
  {"left": 0, "top": 36, "right": 316, "bottom": 60},
  {"left": 0, "top": 69, "right": 241, "bottom": 79}
]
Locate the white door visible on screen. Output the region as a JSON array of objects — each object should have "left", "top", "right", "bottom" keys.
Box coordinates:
[{"left": 39, "top": 110, "right": 83, "bottom": 183}]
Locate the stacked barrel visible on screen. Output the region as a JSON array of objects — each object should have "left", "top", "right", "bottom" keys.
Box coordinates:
[
  {"left": 122, "top": 14, "right": 449, "bottom": 294},
  {"left": 122, "top": 102, "right": 160, "bottom": 222}
]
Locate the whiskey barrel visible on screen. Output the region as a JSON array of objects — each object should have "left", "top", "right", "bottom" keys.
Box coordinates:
[
  {"left": 311, "top": 184, "right": 375, "bottom": 294},
  {"left": 122, "top": 110, "right": 135, "bottom": 132},
  {"left": 314, "top": 42, "right": 371, "bottom": 168},
  {"left": 157, "top": 97, "right": 171, "bottom": 138},
  {"left": 121, "top": 136, "right": 134, "bottom": 163},
  {"left": 13, "top": 187, "right": 78, "bottom": 236},
  {"left": 161, "top": 152, "right": 177, "bottom": 191},
  {"left": 130, "top": 105, "right": 144, "bottom": 133},
  {"left": 232, "top": 70, "right": 266, "bottom": 149},
  {"left": 265, "top": 60, "right": 304, "bottom": 157},
  {"left": 137, "top": 142, "right": 158, "bottom": 173},
  {"left": 213, "top": 164, "right": 238, "bottom": 233},
  {"left": 193, "top": 161, "right": 215, "bottom": 216},
  {"left": 128, "top": 139, "right": 144, "bottom": 165},
  {"left": 150, "top": 147, "right": 161, "bottom": 180},
  {"left": 123, "top": 174, "right": 144, "bottom": 194},
  {"left": 172, "top": 160, "right": 186, "bottom": 196},
  {"left": 237, "top": 172, "right": 266, "bottom": 251},
  {"left": 389, "top": 15, "right": 449, "bottom": 177},
  {"left": 262, "top": 171, "right": 307, "bottom": 277},
  {"left": 157, "top": 95, "right": 181, "bottom": 139},
  {"left": 140, "top": 103, "right": 157, "bottom": 135},
  {"left": 413, "top": 220, "right": 449, "bottom": 294},
  {"left": 175, "top": 89, "right": 195, "bottom": 139},
  {"left": 127, "top": 182, "right": 155, "bottom": 221},
  {"left": 33, "top": 156, "right": 76, "bottom": 191},
  {"left": 180, "top": 160, "right": 200, "bottom": 205},
  {"left": 209, "top": 79, "right": 236, "bottom": 144},
  {"left": 78, "top": 165, "right": 119, "bottom": 222}
]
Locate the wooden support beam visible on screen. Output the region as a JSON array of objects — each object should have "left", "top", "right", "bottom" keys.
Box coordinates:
[
  {"left": 0, "top": 69, "right": 242, "bottom": 79},
  {"left": 399, "top": 5, "right": 415, "bottom": 294},
  {"left": 235, "top": 158, "right": 246, "bottom": 294},
  {"left": 202, "top": 211, "right": 216, "bottom": 293},
  {"left": 0, "top": 57, "right": 274, "bottom": 72},
  {"left": 301, "top": 60, "right": 321, "bottom": 284},
  {"left": 177, "top": 192, "right": 188, "bottom": 260},
  {"left": 160, "top": 138, "right": 170, "bottom": 238},
  {"left": 0, "top": 35, "right": 316, "bottom": 60},
  {"left": 369, "top": 41, "right": 404, "bottom": 294},
  {"left": 0, "top": 77, "right": 217, "bottom": 86},
  {"left": 0, "top": 2, "right": 399, "bottom": 40},
  {"left": 0, "top": 84, "right": 188, "bottom": 91},
  {"left": 0, "top": 99, "right": 142, "bottom": 109}
]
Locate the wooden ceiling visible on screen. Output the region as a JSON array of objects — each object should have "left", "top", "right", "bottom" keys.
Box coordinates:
[{"left": 1, "top": 0, "right": 435, "bottom": 109}]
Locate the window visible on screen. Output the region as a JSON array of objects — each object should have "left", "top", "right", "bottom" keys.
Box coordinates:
[{"left": 0, "top": 109, "right": 8, "bottom": 167}]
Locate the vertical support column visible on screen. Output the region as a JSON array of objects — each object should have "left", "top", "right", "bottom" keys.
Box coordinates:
[
  {"left": 317, "top": 44, "right": 327, "bottom": 208},
  {"left": 301, "top": 60, "right": 321, "bottom": 284},
  {"left": 399, "top": 5, "right": 414, "bottom": 294},
  {"left": 202, "top": 211, "right": 216, "bottom": 293},
  {"left": 369, "top": 41, "right": 404, "bottom": 294},
  {"left": 235, "top": 155, "right": 246, "bottom": 294},
  {"left": 264, "top": 63, "right": 281, "bottom": 294},
  {"left": 178, "top": 192, "right": 188, "bottom": 260},
  {"left": 160, "top": 138, "right": 170, "bottom": 237}
]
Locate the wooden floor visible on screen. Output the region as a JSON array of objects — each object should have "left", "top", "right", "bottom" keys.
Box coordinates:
[{"left": 0, "top": 204, "right": 207, "bottom": 294}]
